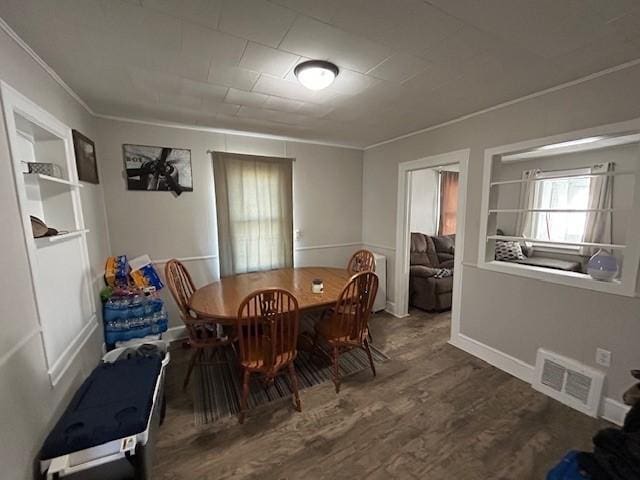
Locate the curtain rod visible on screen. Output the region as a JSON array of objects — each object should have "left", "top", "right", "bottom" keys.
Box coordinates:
[
  {"left": 533, "top": 161, "right": 615, "bottom": 174},
  {"left": 207, "top": 150, "right": 296, "bottom": 160}
]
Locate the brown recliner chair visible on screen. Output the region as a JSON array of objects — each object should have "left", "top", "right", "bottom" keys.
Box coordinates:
[{"left": 409, "top": 232, "right": 455, "bottom": 312}]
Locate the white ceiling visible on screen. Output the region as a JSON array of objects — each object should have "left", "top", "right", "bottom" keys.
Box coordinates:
[{"left": 2, "top": 0, "right": 640, "bottom": 147}]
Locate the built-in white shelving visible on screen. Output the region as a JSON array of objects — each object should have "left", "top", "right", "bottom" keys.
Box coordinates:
[
  {"left": 24, "top": 172, "right": 83, "bottom": 188},
  {"left": 478, "top": 125, "right": 640, "bottom": 297},
  {"left": 2, "top": 81, "right": 96, "bottom": 387},
  {"left": 488, "top": 208, "right": 626, "bottom": 214},
  {"left": 486, "top": 235, "right": 627, "bottom": 250},
  {"left": 34, "top": 229, "right": 90, "bottom": 245}
]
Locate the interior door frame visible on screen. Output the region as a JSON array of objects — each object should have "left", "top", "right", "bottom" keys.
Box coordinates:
[{"left": 393, "top": 148, "right": 470, "bottom": 339}]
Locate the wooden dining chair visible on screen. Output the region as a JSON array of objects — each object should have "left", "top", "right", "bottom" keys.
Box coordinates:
[
  {"left": 165, "top": 259, "right": 233, "bottom": 390},
  {"left": 347, "top": 249, "right": 376, "bottom": 274},
  {"left": 313, "top": 271, "right": 379, "bottom": 394},
  {"left": 321, "top": 249, "right": 375, "bottom": 323},
  {"left": 236, "top": 288, "right": 302, "bottom": 424},
  {"left": 346, "top": 249, "right": 377, "bottom": 342}
]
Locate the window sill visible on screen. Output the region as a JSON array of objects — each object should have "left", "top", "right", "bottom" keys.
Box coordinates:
[
  {"left": 477, "top": 260, "right": 633, "bottom": 297},
  {"left": 531, "top": 244, "right": 585, "bottom": 257}
]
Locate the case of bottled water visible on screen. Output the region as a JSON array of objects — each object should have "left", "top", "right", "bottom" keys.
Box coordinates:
[{"left": 103, "top": 292, "right": 168, "bottom": 347}]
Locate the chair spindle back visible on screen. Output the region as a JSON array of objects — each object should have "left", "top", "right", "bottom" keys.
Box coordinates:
[
  {"left": 236, "top": 289, "right": 300, "bottom": 372},
  {"left": 164, "top": 259, "right": 196, "bottom": 321},
  {"left": 332, "top": 271, "right": 379, "bottom": 345},
  {"left": 347, "top": 249, "right": 376, "bottom": 275}
]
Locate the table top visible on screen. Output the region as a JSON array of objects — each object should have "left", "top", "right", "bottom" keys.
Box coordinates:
[{"left": 189, "top": 267, "right": 353, "bottom": 323}]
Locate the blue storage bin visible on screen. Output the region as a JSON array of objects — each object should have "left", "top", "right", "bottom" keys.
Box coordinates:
[
  {"left": 40, "top": 344, "right": 169, "bottom": 480},
  {"left": 547, "top": 451, "right": 591, "bottom": 480}
]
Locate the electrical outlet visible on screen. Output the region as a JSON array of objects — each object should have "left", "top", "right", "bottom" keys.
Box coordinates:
[{"left": 596, "top": 348, "right": 611, "bottom": 367}]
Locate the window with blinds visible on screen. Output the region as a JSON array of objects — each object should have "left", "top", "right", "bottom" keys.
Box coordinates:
[{"left": 529, "top": 168, "right": 591, "bottom": 247}]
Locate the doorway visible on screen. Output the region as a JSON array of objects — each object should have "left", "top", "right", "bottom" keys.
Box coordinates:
[{"left": 393, "top": 149, "right": 470, "bottom": 340}]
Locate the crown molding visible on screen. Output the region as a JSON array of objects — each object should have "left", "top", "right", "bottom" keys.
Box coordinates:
[
  {"left": 94, "top": 113, "right": 363, "bottom": 150},
  {"left": 0, "top": 16, "right": 363, "bottom": 150},
  {"left": 3, "top": 14, "right": 640, "bottom": 154},
  {"left": 0, "top": 16, "right": 96, "bottom": 116},
  {"left": 364, "top": 57, "right": 640, "bottom": 150}
]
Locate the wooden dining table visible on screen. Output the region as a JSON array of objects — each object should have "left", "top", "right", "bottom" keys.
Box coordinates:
[{"left": 189, "top": 267, "right": 353, "bottom": 324}]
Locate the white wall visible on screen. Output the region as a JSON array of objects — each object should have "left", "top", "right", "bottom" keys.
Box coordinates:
[
  {"left": 95, "top": 118, "right": 364, "bottom": 328},
  {"left": 409, "top": 168, "right": 438, "bottom": 235},
  {"left": 0, "top": 28, "right": 110, "bottom": 480},
  {"left": 363, "top": 62, "right": 640, "bottom": 403}
]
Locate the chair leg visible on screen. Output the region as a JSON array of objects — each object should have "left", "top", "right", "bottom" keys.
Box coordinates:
[
  {"left": 363, "top": 339, "right": 376, "bottom": 377},
  {"left": 238, "top": 369, "right": 251, "bottom": 424},
  {"left": 309, "top": 332, "right": 327, "bottom": 364},
  {"left": 309, "top": 332, "right": 333, "bottom": 365},
  {"left": 288, "top": 363, "right": 302, "bottom": 412},
  {"left": 332, "top": 346, "right": 341, "bottom": 394},
  {"left": 183, "top": 348, "right": 201, "bottom": 390}
]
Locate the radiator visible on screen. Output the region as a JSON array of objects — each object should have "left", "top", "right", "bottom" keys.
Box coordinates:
[{"left": 373, "top": 253, "right": 387, "bottom": 312}]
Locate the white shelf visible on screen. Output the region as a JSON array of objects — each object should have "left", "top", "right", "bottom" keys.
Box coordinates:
[
  {"left": 478, "top": 260, "right": 628, "bottom": 296},
  {"left": 486, "top": 235, "right": 626, "bottom": 250},
  {"left": 488, "top": 208, "right": 626, "bottom": 213},
  {"left": 34, "top": 229, "right": 89, "bottom": 245},
  {"left": 24, "top": 173, "right": 82, "bottom": 188}
]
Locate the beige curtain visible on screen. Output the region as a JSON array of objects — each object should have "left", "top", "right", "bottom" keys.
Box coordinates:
[
  {"left": 437, "top": 171, "right": 459, "bottom": 235},
  {"left": 581, "top": 162, "right": 614, "bottom": 255},
  {"left": 213, "top": 152, "right": 294, "bottom": 277},
  {"left": 515, "top": 169, "right": 541, "bottom": 238}
]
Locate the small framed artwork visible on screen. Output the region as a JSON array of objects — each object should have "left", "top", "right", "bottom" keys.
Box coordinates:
[
  {"left": 72, "top": 130, "right": 99, "bottom": 184},
  {"left": 123, "top": 144, "right": 193, "bottom": 196}
]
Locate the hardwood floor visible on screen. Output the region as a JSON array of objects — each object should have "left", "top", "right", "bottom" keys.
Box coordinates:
[{"left": 154, "top": 309, "right": 604, "bottom": 479}]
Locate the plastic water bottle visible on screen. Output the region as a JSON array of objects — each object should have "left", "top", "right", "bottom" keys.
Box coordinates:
[
  {"left": 103, "top": 298, "right": 118, "bottom": 324},
  {"left": 130, "top": 295, "right": 144, "bottom": 318},
  {"left": 142, "top": 295, "right": 154, "bottom": 335}
]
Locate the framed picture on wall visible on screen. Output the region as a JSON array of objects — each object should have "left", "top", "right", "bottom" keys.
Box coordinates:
[
  {"left": 122, "top": 144, "right": 193, "bottom": 196},
  {"left": 72, "top": 130, "right": 99, "bottom": 184}
]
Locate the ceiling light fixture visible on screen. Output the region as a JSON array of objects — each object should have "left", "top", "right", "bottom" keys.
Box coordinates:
[{"left": 294, "top": 60, "right": 339, "bottom": 91}]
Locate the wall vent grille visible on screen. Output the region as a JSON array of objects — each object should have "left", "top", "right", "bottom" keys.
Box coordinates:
[{"left": 533, "top": 349, "right": 604, "bottom": 417}]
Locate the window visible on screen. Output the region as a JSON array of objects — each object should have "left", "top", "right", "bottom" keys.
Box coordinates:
[
  {"left": 213, "top": 152, "right": 294, "bottom": 276},
  {"left": 227, "top": 165, "right": 290, "bottom": 271},
  {"left": 530, "top": 169, "right": 591, "bottom": 247}
]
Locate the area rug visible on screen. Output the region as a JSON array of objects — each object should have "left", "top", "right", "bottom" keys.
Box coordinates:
[{"left": 193, "top": 322, "right": 389, "bottom": 425}]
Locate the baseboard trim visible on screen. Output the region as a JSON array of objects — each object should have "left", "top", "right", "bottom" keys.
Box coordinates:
[
  {"left": 449, "top": 332, "right": 629, "bottom": 425},
  {"left": 163, "top": 326, "right": 187, "bottom": 343},
  {"left": 601, "top": 397, "right": 631, "bottom": 427},
  {"left": 449, "top": 333, "right": 536, "bottom": 383},
  {"left": 384, "top": 301, "right": 408, "bottom": 318}
]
